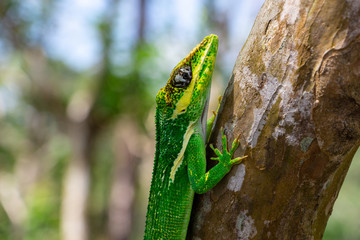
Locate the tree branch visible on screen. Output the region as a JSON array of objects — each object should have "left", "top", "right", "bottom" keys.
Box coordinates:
[{"left": 189, "top": 0, "right": 360, "bottom": 239}]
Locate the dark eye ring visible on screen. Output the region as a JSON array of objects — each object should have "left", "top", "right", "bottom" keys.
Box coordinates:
[{"left": 172, "top": 65, "right": 192, "bottom": 88}]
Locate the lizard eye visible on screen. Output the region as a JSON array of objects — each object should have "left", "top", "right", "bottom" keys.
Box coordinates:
[{"left": 172, "top": 65, "right": 192, "bottom": 88}]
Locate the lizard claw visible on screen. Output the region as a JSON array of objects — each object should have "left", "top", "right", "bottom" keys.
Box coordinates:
[{"left": 230, "top": 155, "right": 247, "bottom": 165}]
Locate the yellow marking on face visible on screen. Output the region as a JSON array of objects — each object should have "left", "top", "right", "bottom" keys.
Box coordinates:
[
  {"left": 170, "top": 39, "right": 213, "bottom": 119},
  {"left": 169, "top": 121, "right": 197, "bottom": 183},
  {"left": 199, "top": 42, "right": 211, "bottom": 72},
  {"left": 194, "top": 39, "right": 212, "bottom": 91},
  {"left": 170, "top": 76, "right": 196, "bottom": 119}
]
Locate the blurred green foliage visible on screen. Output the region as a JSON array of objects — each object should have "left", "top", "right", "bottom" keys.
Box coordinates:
[{"left": 324, "top": 150, "right": 360, "bottom": 240}]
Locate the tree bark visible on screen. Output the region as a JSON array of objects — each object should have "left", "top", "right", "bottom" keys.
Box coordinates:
[{"left": 188, "top": 0, "right": 360, "bottom": 239}]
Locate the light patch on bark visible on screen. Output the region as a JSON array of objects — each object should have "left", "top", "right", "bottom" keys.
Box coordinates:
[
  {"left": 322, "top": 177, "right": 332, "bottom": 192},
  {"left": 245, "top": 70, "right": 281, "bottom": 147},
  {"left": 272, "top": 126, "right": 285, "bottom": 139},
  {"left": 280, "top": 0, "right": 300, "bottom": 25},
  {"left": 262, "top": 48, "right": 273, "bottom": 69},
  {"left": 273, "top": 77, "right": 314, "bottom": 146},
  {"left": 264, "top": 220, "right": 272, "bottom": 238},
  {"left": 236, "top": 210, "right": 257, "bottom": 239},
  {"left": 224, "top": 121, "right": 239, "bottom": 135},
  {"left": 193, "top": 194, "right": 212, "bottom": 234},
  {"left": 300, "top": 137, "right": 314, "bottom": 152},
  {"left": 238, "top": 65, "right": 258, "bottom": 93},
  {"left": 227, "top": 164, "right": 246, "bottom": 192}
]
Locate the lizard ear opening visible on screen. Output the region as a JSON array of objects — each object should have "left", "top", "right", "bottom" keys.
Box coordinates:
[{"left": 171, "top": 64, "right": 192, "bottom": 88}]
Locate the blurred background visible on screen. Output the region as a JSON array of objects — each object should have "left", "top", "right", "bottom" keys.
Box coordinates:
[{"left": 0, "top": 0, "right": 358, "bottom": 239}]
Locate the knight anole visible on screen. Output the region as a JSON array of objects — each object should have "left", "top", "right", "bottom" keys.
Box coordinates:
[{"left": 144, "top": 34, "right": 247, "bottom": 239}]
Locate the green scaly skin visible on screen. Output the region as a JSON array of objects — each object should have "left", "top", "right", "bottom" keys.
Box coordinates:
[{"left": 144, "top": 35, "right": 246, "bottom": 239}]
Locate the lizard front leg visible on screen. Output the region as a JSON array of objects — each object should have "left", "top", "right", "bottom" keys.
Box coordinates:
[{"left": 186, "top": 129, "right": 247, "bottom": 194}]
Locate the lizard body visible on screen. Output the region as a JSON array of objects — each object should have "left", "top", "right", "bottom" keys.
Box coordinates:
[{"left": 144, "top": 35, "right": 246, "bottom": 239}]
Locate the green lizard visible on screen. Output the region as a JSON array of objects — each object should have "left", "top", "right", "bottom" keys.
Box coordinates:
[{"left": 144, "top": 34, "right": 246, "bottom": 239}]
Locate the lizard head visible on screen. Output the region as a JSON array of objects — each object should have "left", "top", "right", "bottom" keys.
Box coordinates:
[{"left": 156, "top": 34, "right": 218, "bottom": 123}]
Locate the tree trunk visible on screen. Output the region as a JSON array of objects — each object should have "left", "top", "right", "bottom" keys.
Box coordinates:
[
  {"left": 188, "top": 0, "right": 360, "bottom": 239},
  {"left": 108, "top": 119, "right": 141, "bottom": 240},
  {"left": 61, "top": 122, "right": 91, "bottom": 240}
]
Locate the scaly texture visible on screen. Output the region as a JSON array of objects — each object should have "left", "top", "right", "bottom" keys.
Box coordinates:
[{"left": 144, "top": 35, "right": 246, "bottom": 239}]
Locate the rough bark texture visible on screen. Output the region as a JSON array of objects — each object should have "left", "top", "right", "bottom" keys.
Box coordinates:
[{"left": 188, "top": 0, "right": 360, "bottom": 239}]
